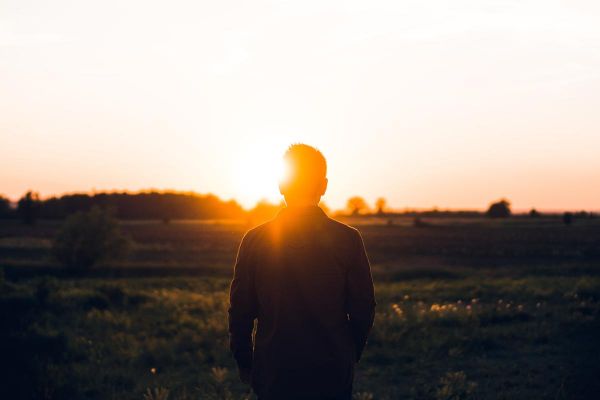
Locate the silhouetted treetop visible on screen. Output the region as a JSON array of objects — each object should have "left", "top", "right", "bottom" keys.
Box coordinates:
[
  {"left": 486, "top": 199, "right": 511, "bottom": 219},
  {"left": 375, "top": 197, "right": 387, "bottom": 215},
  {"left": 0, "top": 195, "right": 11, "bottom": 218},
  {"left": 17, "top": 191, "right": 41, "bottom": 225},
  {"left": 347, "top": 196, "right": 368, "bottom": 216},
  {"left": 32, "top": 191, "right": 246, "bottom": 220}
]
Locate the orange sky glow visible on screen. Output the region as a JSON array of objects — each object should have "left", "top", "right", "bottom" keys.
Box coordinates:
[{"left": 1, "top": 0, "right": 600, "bottom": 211}]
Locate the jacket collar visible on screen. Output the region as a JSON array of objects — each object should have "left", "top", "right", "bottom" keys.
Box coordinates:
[{"left": 277, "top": 205, "right": 327, "bottom": 219}]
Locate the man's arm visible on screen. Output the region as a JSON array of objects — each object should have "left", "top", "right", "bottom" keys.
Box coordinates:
[
  {"left": 228, "top": 232, "right": 258, "bottom": 376},
  {"left": 346, "top": 230, "right": 376, "bottom": 362}
]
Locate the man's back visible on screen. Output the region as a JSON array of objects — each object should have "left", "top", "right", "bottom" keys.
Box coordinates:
[{"left": 229, "top": 206, "right": 376, "bottom": 400}]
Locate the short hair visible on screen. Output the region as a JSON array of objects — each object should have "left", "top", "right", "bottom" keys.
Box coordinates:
[{"left": 281, "top": 144, "right": 327, "bottom": 196}]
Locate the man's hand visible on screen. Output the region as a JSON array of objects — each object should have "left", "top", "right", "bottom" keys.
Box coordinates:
[{"left": 238, "top": 367, "right": 252, "bottom": 384}]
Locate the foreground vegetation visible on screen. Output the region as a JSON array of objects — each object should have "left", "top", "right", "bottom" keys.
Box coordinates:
[{"left": 1, "top": 218, "right": 599, "bottom": 399}]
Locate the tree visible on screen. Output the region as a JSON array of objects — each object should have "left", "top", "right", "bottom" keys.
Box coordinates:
[
  {"left": 347, "top": 196, "right": 368, "bottom": 216},
  {"left": 563, "top": 212, "right": 573, "bottom": 226},
  {"left": 30, "top": 191, "right": 247, "bottom": 220},
  {"left": 53, "top": 206, "right": 130, "bottom": 269},
  {"left": 375, "top": 197, "right": 387, "bottom": 215},
  {"left": 486, "top": 199, "right": 511, "bottom": 219},
  {"left": 0, "top": 195, "right": 12, "bottom": 218},
  {"left": 17, "top": 191, "right": 40, "bottom": 225},
  {"left": 529, "top": 208, "right": 540, "bottom": 218}
]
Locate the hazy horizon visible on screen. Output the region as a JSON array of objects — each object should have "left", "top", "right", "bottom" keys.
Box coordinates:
[
  {"left": 2, "top": 187, "right": 598, "bottom": 214},
  {"left": 2, "top": 0, "right": 600, "bottom": 210}
]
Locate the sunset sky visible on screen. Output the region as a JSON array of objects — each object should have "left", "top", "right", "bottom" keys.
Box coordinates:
[{"left": 1, "top": 0, "right": 600, "bottom": 211}]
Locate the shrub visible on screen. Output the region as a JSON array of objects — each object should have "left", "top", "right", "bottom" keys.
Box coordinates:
[
  {"left": 354, "top": 393, "right": 375, "bottom": 400},
  {"left": 53, "top": 206, "right": 131, "bottom": 269},
  {"left": 563, "top": 212, "right": 573, "bottom": 226},
  {"left": 436, "top": 371, "right": 477, "bottom": 400},
  {"left": 0, "top": 195, "right": 12, "bottom": 219},
  {"left": 35, "top": 277, "right": 58, "bottom": 305},
  {"left": 413, "top": 216, "right": 431, "bottom": 228},
  {"left": 17, "top": 191, "right": 40, "bottom": 225},
  {"left": 486, "top": 199, "right": 511, "bottom": 219},
  {"left": 143, "top": 387, "right": 170, "bottom": 400}
]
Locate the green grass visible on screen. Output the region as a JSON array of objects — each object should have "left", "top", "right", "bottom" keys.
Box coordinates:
[{"left": 1, "top": 218, "right": 599, "bottom": 399}]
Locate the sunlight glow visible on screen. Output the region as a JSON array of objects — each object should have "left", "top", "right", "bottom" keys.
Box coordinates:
[
  {"left": 233, "top": 142, "right": 287, "bottom": 208},
  {"left": 1, "top": 0, "right": 600, "bottom": 210}
]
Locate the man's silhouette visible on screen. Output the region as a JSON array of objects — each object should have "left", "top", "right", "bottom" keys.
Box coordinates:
[{"left": 229, "top": 144, "right": 376, "bottom": 400}]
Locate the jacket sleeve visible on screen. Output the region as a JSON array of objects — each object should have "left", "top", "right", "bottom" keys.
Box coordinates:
[
  {"left": 228, "top": 232, "right": 258, "bottom": 370},
  {"left": 346, "top": 229, "right": 376, "bottom": 362}
]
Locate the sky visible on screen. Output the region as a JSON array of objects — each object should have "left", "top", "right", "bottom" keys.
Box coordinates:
[{"left": 1, "top": 0, "right": 600, "bottom": 211}]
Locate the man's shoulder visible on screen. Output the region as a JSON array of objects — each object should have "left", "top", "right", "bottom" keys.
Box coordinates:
[
  {"left": 324, "top": 215, "right": 359, "bottom": 234},
  {"left": 241, "top": 218, "right": 279, "bottom": 245},
  {"left": 242, "top": 214, "right": 361, "bottom": 247}
]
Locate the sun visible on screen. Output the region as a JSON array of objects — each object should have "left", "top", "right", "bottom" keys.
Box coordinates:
[{"left": 234, "top": 143, "right": 287, "bottom": 208}]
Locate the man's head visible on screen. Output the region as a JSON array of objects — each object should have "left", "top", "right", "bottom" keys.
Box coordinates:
[{"left": 279, "top": 144, "right": 328, "bottom": 206}]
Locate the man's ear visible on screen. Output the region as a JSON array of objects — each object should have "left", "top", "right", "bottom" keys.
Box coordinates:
[{"left": 320, "top": 178, "right": 328, "bottom": 196}]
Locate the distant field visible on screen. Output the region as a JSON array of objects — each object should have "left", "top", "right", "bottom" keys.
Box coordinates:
[
  {"left": 2, "top": 216, "right": 599, "bottom": 273},
  {"left": 1, "top": 217, "right": 599, "bottom": 399}
]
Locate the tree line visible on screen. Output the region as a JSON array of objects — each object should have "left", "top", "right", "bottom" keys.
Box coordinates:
[
  {"left": 0, "top": 191, "right": 246, "bottom": 223},
  {"left": 0, "top": 191, "right": 595, "bottom": 224}
]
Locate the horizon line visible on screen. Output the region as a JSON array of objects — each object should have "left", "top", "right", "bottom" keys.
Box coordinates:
[{"left": 3, "top": 188, "right": 598, "bottom": 214}]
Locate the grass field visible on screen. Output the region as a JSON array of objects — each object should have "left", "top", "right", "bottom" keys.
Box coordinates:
[{"left": 1, "top": 217, "right": 599, "bottom": 399}]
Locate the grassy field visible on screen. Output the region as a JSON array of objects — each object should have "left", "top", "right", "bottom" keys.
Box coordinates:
[{"left": 1, "top": 217, "right": 599, "bottom": 399}]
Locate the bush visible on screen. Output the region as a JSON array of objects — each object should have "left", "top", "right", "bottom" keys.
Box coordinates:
[
  {"left": 436, "top": 371, "right": 477, "bottom": 400},
  {"left": 17, "top": 191, "right": 40, "bottom": 225},
  {"left": 35, "top": 277, "right": 58, "bottom": 305},
  {"left": 53, "top": 206, "right": 131, "bottom": 269},
  {"left": 486, "top": 199, "right": 511, "bottom": 219},
  {"left": 0, "top": 195, "right": 13, "bottom": 219}
]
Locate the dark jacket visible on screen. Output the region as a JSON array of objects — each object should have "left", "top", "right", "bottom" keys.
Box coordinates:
[{"left": 228, "top": 206, "right": 376, "bottom": 400}]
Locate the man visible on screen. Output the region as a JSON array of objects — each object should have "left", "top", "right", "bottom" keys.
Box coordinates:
[{"left": 228, "top": 144, "right": 376, "bottom": 400}]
